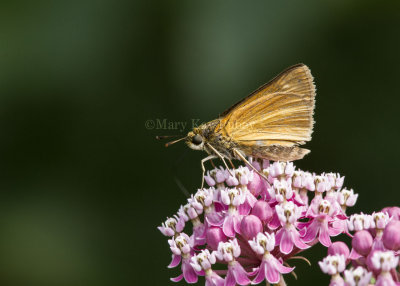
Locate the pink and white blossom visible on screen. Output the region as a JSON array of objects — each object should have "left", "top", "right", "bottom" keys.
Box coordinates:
[
  {"left": 319, "top": 255, "right": 346, "bottom": 275},
  {"left": 249, "top": 232, "right": 294, "bottom": 284},
  {"left": 275, "top": 201, "right": 309, "bottom": 253},
  {"left": 343, "top": 267, "right": 372, "bottom": 286},
  {"left": 336, "top": 188, "right": 358, "bottom": 209},
  {"left": 190, "top": 250, "right": 224, "bottom": 286},
  {"left": 168, "top": 233, "right": 200, "bottom": 283},
  {"left": 213, "top": 239, "right": 251, "bottom": 286}
]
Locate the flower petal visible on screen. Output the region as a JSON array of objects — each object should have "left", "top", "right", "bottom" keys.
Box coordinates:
[
  {"left": 293, "top": 232, "right": 310, "bottom": 250},
  {"left": 168, "top": 254, "right": 181, "bottom": 268},
  {"left": 233, "top": 216, "right": 242, "bottom": 235},
  {"left": 265, "top": 260, "right": 280, "bottom": 284},
  {"left": 275, "top": 260, "right": 294, "bottom": 274},
  {"left": 303, "top": 220, "right": 319, "bottom": 243},
  {"left": 251, "top": 262, "right": 266, "bottom": 284},
  {"left": 232, "top": 262, "right": 251, "bottom": 285},
  {"left": 225, "top": 269, "right": 236, "bottom": 286},
  {"left": 223, "top": 216, "right": 235, "bottom": 237},
  {"left": 170, "top": 273, "right": 183, "bottom": 282},
  {"left": 319, "top": 224, "right": 332, "bottom": 247},
  {"left": 182, "top": 259, "right": 198, "bottom": 283},
  {"left": 280, "top": 229, "right": 294, "bottom": 254},
  {"left": 206, "top": 272, "right": 225, "bottom": 286}
]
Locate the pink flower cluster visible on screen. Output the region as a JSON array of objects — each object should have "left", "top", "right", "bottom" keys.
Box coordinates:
[
  {"left": 159, "top": 160, "right": 360, "bottom": 285},
  {"left": 319, "top": 207, "right": 400, "bottom": 286}
]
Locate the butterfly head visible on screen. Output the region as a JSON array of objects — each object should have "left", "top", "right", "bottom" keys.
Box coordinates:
[{"left": 186, "top": 130, "right": 205, "bottom": 151}]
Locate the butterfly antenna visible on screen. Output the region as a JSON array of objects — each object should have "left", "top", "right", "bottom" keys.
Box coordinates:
[
  {"left": 155, "top": 135, "right": 180, "bottom": 140},
  {"left": 165, "top": 137, "right": 186, "bottom": 147},
  {"left": 157, "top": 135, "right": 189, "bottom": 197},
  {"left": 174, "top": 176, "right": 190, "bottom": 197},
  {"left": 171, "top": 148, "right": 190, "bottom": 198}
]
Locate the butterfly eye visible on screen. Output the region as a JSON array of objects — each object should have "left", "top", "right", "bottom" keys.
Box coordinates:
[{"left": 192, "top": 134, "right": 203, "bottom": 145}]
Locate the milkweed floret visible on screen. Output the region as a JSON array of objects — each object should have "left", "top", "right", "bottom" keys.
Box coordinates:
[
  {"left": 214, "top": 239, "right": 252, "bottom": 286},
  {"left": 190, "top": 250, "right": 225, "bottom": 286},
  {"left": 337, "top": 188, "right": 358, "bottom": 210},
  {"left": 158, "top": 216, "right": 185, "bottom": 237},
  {"left": 249, "top": 232, "right": 294, "bottom": 284},
  {"left": 344, "top": 267, "right": 372, "bottom": 286}
]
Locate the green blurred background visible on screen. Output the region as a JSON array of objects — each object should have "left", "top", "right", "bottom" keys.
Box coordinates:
[{"left": 0, "top": 0, "right": 399, "bottom": 285}]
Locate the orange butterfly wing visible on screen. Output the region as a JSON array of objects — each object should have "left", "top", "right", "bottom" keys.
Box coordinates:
[{"left": 215, "top": 64, "right": 316, "bottom": 160}]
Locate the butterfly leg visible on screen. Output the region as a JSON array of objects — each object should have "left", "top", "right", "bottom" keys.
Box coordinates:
[
  {"left": 228, "top": 159, "right": 235, "bottom": 169},
  {"left": 210, "top": 159, "right": 216, "bottom": 168},
  {"left": 201, "top": 155, "right": 217, "bottom": 188},
  {"left": 233, "top": 148, "right": 269, "bottom": 181},
  {"left": 206, "top": 143, "right": 234, "bottom": 177}
]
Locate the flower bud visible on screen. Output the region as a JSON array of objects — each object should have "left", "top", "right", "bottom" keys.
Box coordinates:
[
  {"left": 247, "top": 172, "right": 264, "bottom": 196},
  {"left": 215, "top": 168, "right": 228, "bottom": 183},
  {"left": 251, "top": 200, "right": 273, "bottom": 223},
  {"left": 382, "top": 220, "right": 400, "bottom": 251},
  {"left": 381, "top": 206, "right": 400, "bottom": 221},
  {"left": 328, "top": 241, "right": 350, "bottom": 259},
  {"left": 206, "top": 226, "right": 227, "bottom": 250},
  {"left": 352, "top": 230, "right": 373, "bottom": 256},
  {"left": 240, "top": 215, "right": 263, "bottom": 240}
]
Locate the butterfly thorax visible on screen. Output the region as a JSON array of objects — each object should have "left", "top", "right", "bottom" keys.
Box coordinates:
[{"left": 186, "top": 119, "right": 237, "bottom": 159}]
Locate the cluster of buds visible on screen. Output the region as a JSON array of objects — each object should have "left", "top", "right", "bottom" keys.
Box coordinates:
[
  {"left": 319, "top": 207, "right": 400, "bottom": 286},
  {"left": 159, "top": 160, "right": 360, "bottom": 285}
]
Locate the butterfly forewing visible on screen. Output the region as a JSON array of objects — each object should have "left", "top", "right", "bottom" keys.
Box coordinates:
[{"left": 215, "top": 64, "right": 316, "bottom": 160}]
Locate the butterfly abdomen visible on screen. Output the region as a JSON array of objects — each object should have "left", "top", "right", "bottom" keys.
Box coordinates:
[{"left": 247, "top": 144, "right": 310, "bottom": 161}]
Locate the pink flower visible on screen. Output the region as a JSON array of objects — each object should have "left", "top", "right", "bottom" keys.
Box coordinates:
[
  {"left": 240, "top": 215, "right": 263, "bottom": 240},
  {"left": 250, "top": 200, "right": 274, "bottom": 223},
  {"left": 275, "top": 201, "right": 309, "bottom": 254},
  {"left": 247, "top": 170, "right": 267, "bottom": 197},
  {"left": 319, "top": 254, "right": 346, "bottom": 275},
  {"left": 268, "top": 161, "right": 285, "bottom": 178},
  {"left": 158, "top": 216, "right": 185, "bottom": 236},
  {"left": 220, "top": 188, "right": 245, "bottom": 237},
  {"left": 314, "top": 175, "right": 329, "bottom": 194},
  {"left": 370, "top": 251, "right": 399, "bottom": 272},
  {"left": 190, "top": 250, "right": 224, "bottom": 286},
  {"left": 344, "top": 266, "right": 372, "bottom": 286},
  {"left": 269, "top": 179, "right": 293, "bottom": 203},
  {"left": 328, "top": 241, "right": 350, "bottom": 259},
  {"left": 302, "top": 171, "right": 315, "bottom": 192},
  {"left": 319, "top": 255, "right": 346, "bottom": 286},
  {"left": 292, "top": 171, "right": 303, "bottom": 188},
  {"left": 194, "top": 188, "right": 214, "bottom": 209},
  {"left": 213, "top": 239, "right": 251, "bottom": 286},
  {"left": 371, "top": 251, "right": 399, "bottom": 286},
  {"left": 177, "top": 202, "right": 206, "bottom": 246},
  {"left": 168, "top": 233, "right": 200, "bottom": 283},
  {"left": 325, "top": 173, "right": 344, "bottom": 189},
  {"left": 249, "top": 232, "right": 294, "bottom": 284},
  {"left": 370, "top": 212, "right": 390, "bottom": 230},
  {"left": 382, "top": 220, "right": 400, "bottom": 251},
  {"left": 206, "top": 226, "right": 228, "bottom": 250},
  {"left": 375, "top": 272, "right": 397, "bottom": 286},
  {"left": 205, "top": 167, "right": 230, "bottom": 188},
  {"left": 381, "top": 206, "right": 400, "bottom": 221},
  {"left": 351, "top": 230, "right": 373, "bottom": 256},
  {"left": 303, "top": 198, "right": 341, "bottom": 247},
  {"left": 336, "top": 188, "right": 358, "bottom": 209}
]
